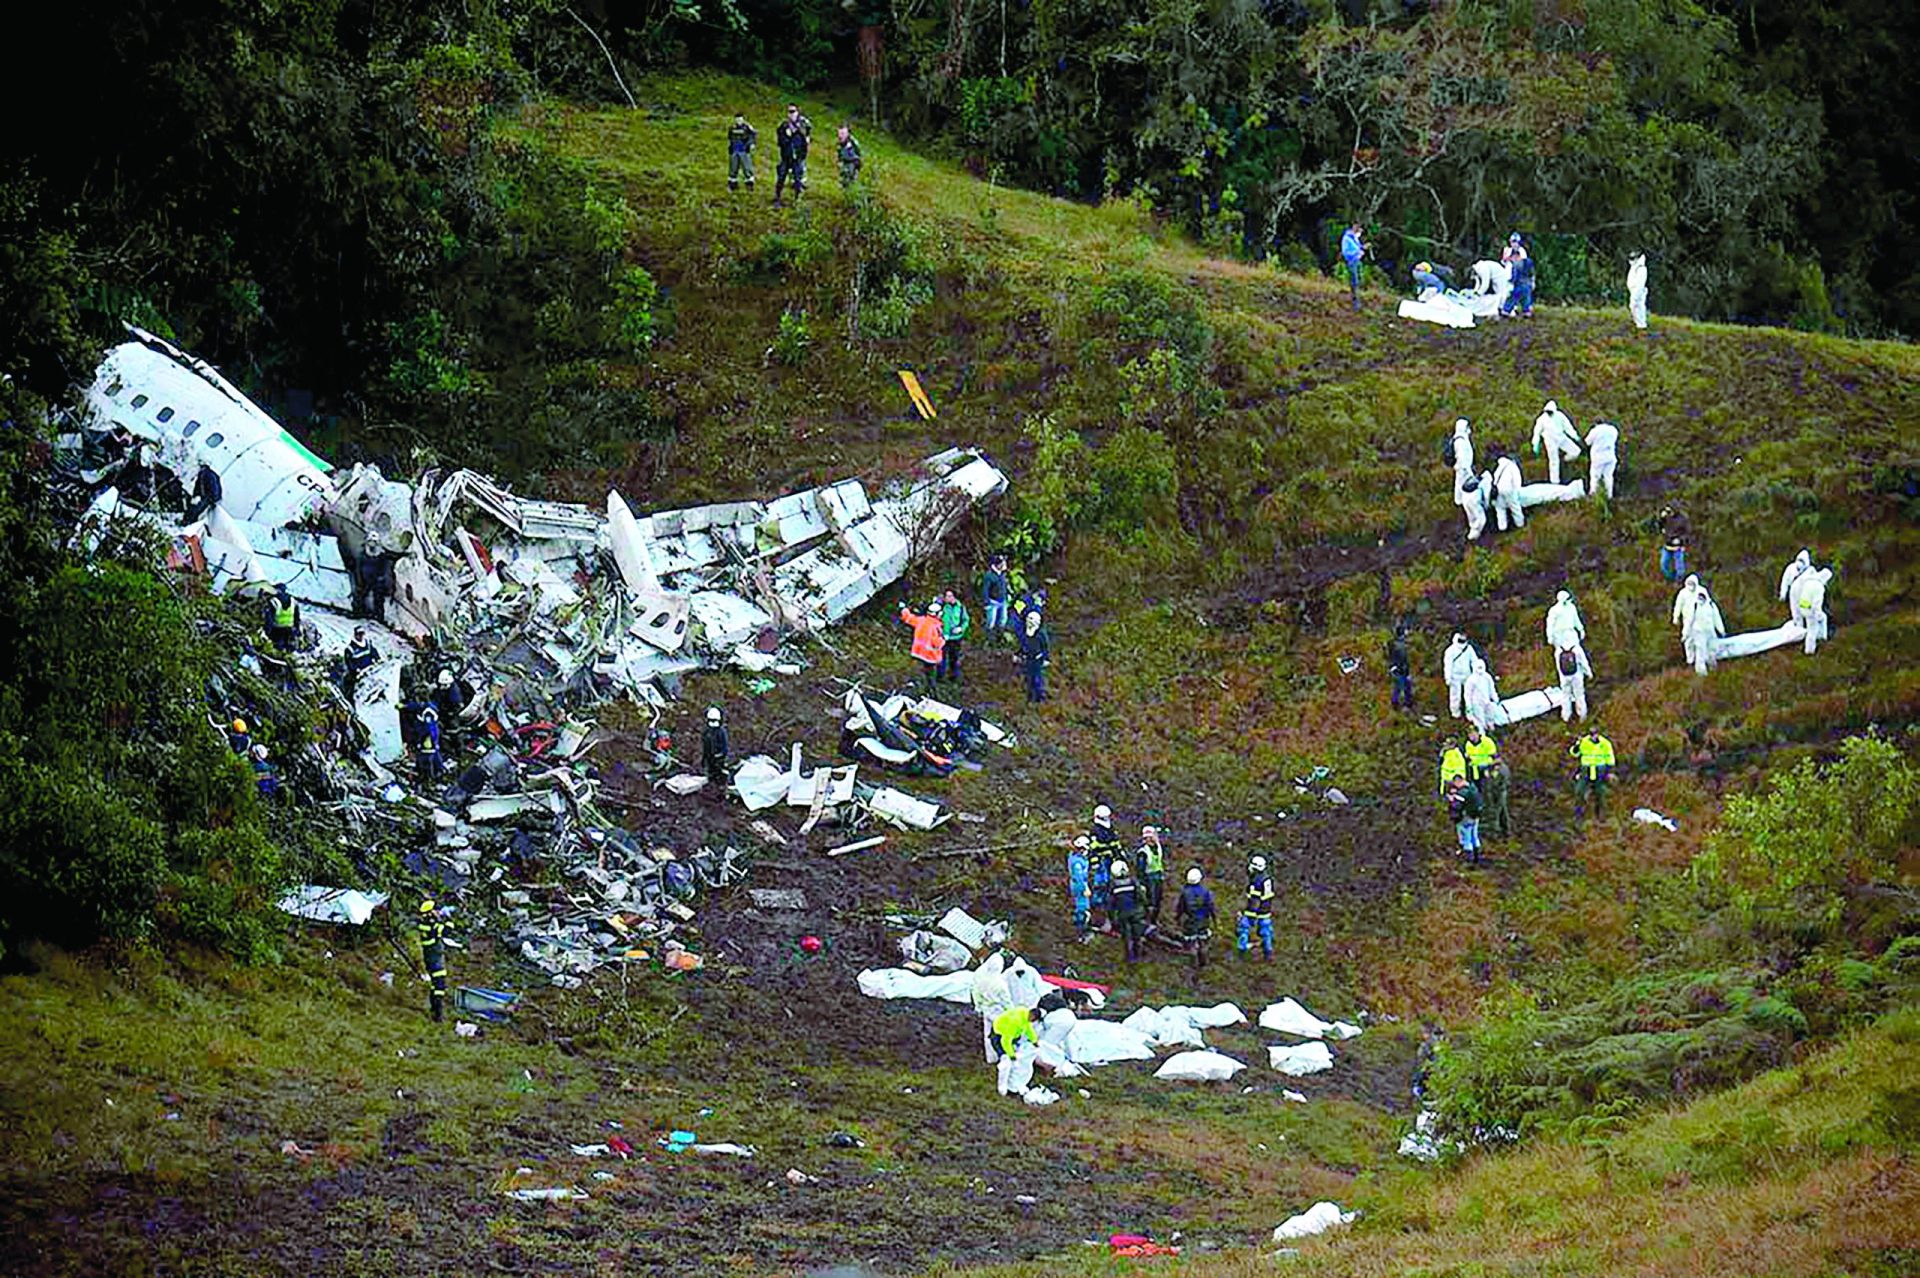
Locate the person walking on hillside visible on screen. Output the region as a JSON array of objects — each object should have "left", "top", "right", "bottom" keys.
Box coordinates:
[
  {"left": 1340, "top": 222, "right": 1367, "bottom": 311},
  {"left": 726, "top": 112, "right": 757, "bottom": 192},
  {"left": 1443, "top": 632, "right": 1477, "bottom": 718},
  {"left": 1627, "top": 253, "right": 1649, "bottom": 330},
  {"left": 1446, "top": 775, "right": 1484, "bottom": 866},
  {"left": 981, "top": 554, "right": 1011, "bottom": 638},
  {"left": 938, "top": 589, "right": 970, "bottom": 683},
  {"left": 1571, "top": 725, "right": 1615, "bottom": 820},
  {"left": 1464, "top": 724, "right": 1499, "bottom": 789},
  {"left": 1021, "top": 610, "right": 1050, "bottom": 703},
  {"left": 1176, "top": 867, "right": 1216, "bottom": 971},
  {"left": 1532, "top": 401, "right": 1581, "bottom": 487},
  {"left": 418, "top": 897, "right": 449, "bottom": 1023},
  {"left": 264, "top": 584, "right": 301, "bottom": 654},
  {"left": 836, "top": 123, "right": 863, "bottom": 188},
  {"left": 1066, "top": 836, "right": 1092, "bottom": 942},
  {"left": 773, "top": 103, "right": 812, "bottom": 206},
  {"left": 1586, "top": 420, "right": 1620, "bottom": 501},
  {"left": 1481, "top": 754, "right": 1512, "bottom": 838},
  {"left": 898, "top": 598, "right": 945, "bottom": 693},
  {"left": 1109, "top": 858, "right": 1144, "bottom": 963},
  {"left": 1438, "top": 736, "right": 1468, "bottom": 799},
  {"left": 1087, "top": 804, "right": 1121, "bottom": 932},
  {"left": 702, "top": 706, "right": 731, "bottom": 790},
  {"left": 1386, "top": 621, "right": 1414, "bottom": 711},
  {"left": 1237, "top": 856, "right": 1275, "bottom": 961},
  {"left": 1659, "top": 505, "right": 1691, "bottom": 582},
  {"left": 1136, "top": 825, "right": 1167, "bottom": 927},
  {"left": 1500, "top": 234, "right": 1535, "bottom": 318},
  {"left": 1555, "top": 639, "right": 1592, "bottom": 721}
]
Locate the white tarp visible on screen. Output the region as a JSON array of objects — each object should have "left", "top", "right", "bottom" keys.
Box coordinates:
[
  {"left": 730, "top": 755, "right": 794, "bottom": 811},
  {"left": 1514, "top": 480, "right": 1585, "bottom": 508},
  {"left": 1122, "top": 1007, "right": 1206, "bottom": 1049},
  {"left": 1710, "top": 622, "right": 1806, "bottom": 661},
  {"left": 857, "top": 968, "right": 975, "bottom": 1003},
  {"left": 1496, "top": 685, "right": 1569, "bottom": 726},
  {"left": 277, "top": 885, "right": 389, "bottom": 926},
  {"left": 1268, "top": 1041, "right": 1336, "bottom": 1076},
  {"left": 1398, "top": 296, "right": 1476, "bottom": 329},
  {"left": 1063, "top": 1019, "right": 1156, "bottom": 1066},
  {"left": 1154, "top": 1050, "right": 1247, "bottom": 1082},
  {"left": 1258, "top": 998, "right": 1363, "bottom": 1041},
  {"left": 1272, "top": 1201, "right": 1357, "bottom": 1241},
  {"left": 1159, "top": 1003, "right": 1247, "bottom": 1030}
]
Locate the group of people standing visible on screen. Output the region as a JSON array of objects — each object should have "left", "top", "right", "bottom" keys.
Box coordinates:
[
  {"left": 1449, "top": 402, "right": 1621, "bottom": 543},
  {"left": 727, "top": 103, "right": 863, "bottom": 204},
  {"left": 900, "top": 554, "right": 1052, "bottom": 703}
]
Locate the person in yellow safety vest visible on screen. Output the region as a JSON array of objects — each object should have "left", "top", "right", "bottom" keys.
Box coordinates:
[
  {"left": 992, "top": 1003, "right": 1041, "bottom": 1097},
  {"left": 1438, "top": 736, "right": 1468, "bottom": 798},
  {"left": 1135, "top": 826, "right": 1167, "bottom": 927},
  {"left": 418, "top": 897, "right": 449, "bottom": 1022},
  {"left": 1238, "top": 856, "right": 1274, "bottom": 960},
  {"left": 1463, "top": 725, "right": 1498, "bottom": 781},
  {"left": 264, "top": 584, "right": 301, "bottom": 653},
  {"left": 1570, "top": 726, "right": 1616, "bottom": 820}
]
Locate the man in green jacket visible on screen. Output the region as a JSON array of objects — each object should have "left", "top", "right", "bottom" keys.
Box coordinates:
[{"left": 938, "top": 589, "right": 971, "bottom": 684}]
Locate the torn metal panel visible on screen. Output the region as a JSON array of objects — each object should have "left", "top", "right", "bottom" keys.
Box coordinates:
[
  {"left": 687, "top": 590, "right": 773, "bottom": 649},
  {"left": 84, "top": 327, "right": 336, "bottom": 529},
  {"left": 786, "top": 765, "right": 858, "bottom": 809},
  {"left": 328, "top": 462, "right": 418, "bottom": 554},
  {"left": 864, "top": 785, "right": 949, "bottom": 831},
  {"left": 307, "top": 612, "right": 412, "bottom": 762}
]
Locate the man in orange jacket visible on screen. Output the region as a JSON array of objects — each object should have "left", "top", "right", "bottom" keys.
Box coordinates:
[{"left": 899, "top": 598, "right": 946, "bottom": 693}]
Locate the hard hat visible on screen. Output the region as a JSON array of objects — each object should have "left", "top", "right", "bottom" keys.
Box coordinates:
[
  {"left": 1509, "top": 231, "right": 1522, "bottom": 243},
  {"left": 1415, "top": 261, "right": 1431, "bottom": 273},
  {"left": 231, "top": 718, "right": 248, "bottom": 734},
  {"left": 1111, "top": 860, "right": 1130, "bottom": 878},
  {"left": 1093, "top": 804, "right": 1112, "bottom": 821},
  {"left": 418, "top": 897, "right": 436, "bottom": 914},
  {"left": 437, "top": 669, "right": 454, "bottom": 687},
  {"left": 1142, "top": 825, "right": 1158, "bottom": 838},
  {"left": 707, "top": 707, "right": 722, "bottom": 724},
  {"left": 353, "top": 625, "right": 366, "bottom": 638},
  {"left": 251, "top": 743, "right": 268, "bottom": 760},
  {"left": 1073, "top": 836, "right": 1089, "bottom": 849},
  {"left": 1249, "top": 855, "right": 1268, "bottom": 873},
  {"left": 1186, "top": 867, "right": 1203, "bottom": 885}
]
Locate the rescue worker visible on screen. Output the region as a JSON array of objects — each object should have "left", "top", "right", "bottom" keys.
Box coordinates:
[
  {"left": 773, "top": 102, "right": 811, "bottom": 206},
  {"left": 1066, "top": 836, "right": 1092, "bottom": 941},
  {"left": 1464, "top": 724, "right": 1499, "bottom": 788},
  {"left": 1449, "top": 417, "right": 1474, "bottom": 480},
  {"left": 1011, "top": 585, "right": 1049, "bottom": 636},
  {"left": 1778, "top": 549, "right": 1813, "bottom": 610},
  {"left": 1490, "top": 451, "right": 1525, "bottom": 531},
  {"left": 1659, "top": 505, "right": 1691, "bottom": 582},
  {"left": 1571, "top": 725, "right": 1616, "bottom": 820},
  {"left": 981, "top": 554, "right": 1011, "bottom": 637},
  {"left": 1555, "top": 638, "right": 1592, "bottom": 721},
  {"left": 1463, "top": 655, "right": 1504, "bottom": 734},
  {"left": 1791, "top": 567, "right": 1832, "bottom": 654},
  {"left": 418, "top": 897, "right": 449, "bottom": 1022},
  {"left": 182, "top": 462, "right": 223, "bottom": 526},
  {"left": 836, "top": 123, "right": 862, "bottom": 188},
  {"left": 1446, "top": 775, "right": 1483, "bottom": 866},
  {"left": 1136, "top": 826, "right": 1167, "bottom": 926},
  {"left": 938, "top": 589, "right": 970, "bottom": 683},
  {"left": 1627, "top": 252, "right": 1649, "bottom": 330},
  {"left": 414, "top": 704, "right": 443, "bottom": 788},
  {"left": 726, "top": 112, "right": 757, "bottom": 191},
  {"left": 1443, "top": 632, "right": 1477, "bottom": 718},
  {"left": 1340, "top": 222, "right": 1367, "bottom": 311},
  {"left": 1501, "top": 237, "right": 1536, "bottom": 317},
  {"left": 898, "top": 599, "right": 946, "bottom": 694},
  {"left": 1481, "top": 753, "right": 1512, "bottom": 839},
  {"left": 1022, "top": 610, "right": 1050, "bottom": 703},
  {"left": 1686, "top": 585, "right": 1726, "bottom": 675},
  {"left": 1412, "top": 260, "right": 1446, "bottom": 294},
  {"left": 1531, "top": 400, "right": 1581, "bottom": 486},
  {"left": 1238, "top": 856, "right": 1274, "bottom": 960},
  {"left": 227, "top": 717, "right": 253, "bottom": 755},
  {"left": 970, "top": 950, "right": 1014, "bottom": 1063},
  {"left": 1109, "top": 859, "right": 1144, "bottom": 963},
  {"left": 350, "top": 533, "right": 401, "bottom": 621},
  {"left": 1545, "top": 590, "right": 1585, "bottom": 650},
  {"left": 1586, "top": 420, "right": 1620, "bottom": 500},
  {"left": 992, "top": 1002, "right": 1041, "bottom": 1098},
  {"left": 1455, "top": 466, "right": 1488, "bottom": 541},
  {"left": 1438, "top": 736, "right": 1468, "bottom": 798},
  {"left": 702, "top": 707, "right": 731, "bottom": 789},
  {"left": 250, "top": 742, "right": 281, "bottom": 800},
  {"left": 431, "top": 668, "right": 470, "bottom": 723},
  {"left": 1175, "top": 867, "right": 1216, "bottom": 971},
  {"left": 343, "top": 625, "right": 377, "bottom": 701},
  {"left": 264, "top": 584, "right": 300, "bottom": 654},
  {"left": 1385, "top": 621, "right": 1413, "bottom": 710},
  {"left": 1671, "top": 573, "right": 1703, "bottom": 636},
  {"left": 1087, "top": 805, "right": 1122, "bottom": 932}
]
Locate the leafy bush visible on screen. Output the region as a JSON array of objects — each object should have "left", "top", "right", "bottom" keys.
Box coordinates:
[
  {"left": 1086, "top": 425, "right": 1180, "bottom": 536},
  {"left": 772, "top": 306, "right": 812, "bottom": 365},
  {"left": 609, "top": 263, "right": 660, "bottom": 352}
]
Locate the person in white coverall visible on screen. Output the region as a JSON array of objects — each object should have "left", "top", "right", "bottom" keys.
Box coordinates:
[
  {"left": 1443, "top": 632, "right": 1477, "bottom": 718},
  {"left": 1455, "top": 467, "right": 1488, "bottom": 541},
  {"left": 1450, "top": 417, "right": 1474, "bottom": 479},
  {"left": 1791, "top": 567, "right": 1831, "bottom": 653},
  {"left": 1778, "top": 549, "right": 1813, "bottom": 613},
  {"left": 1463, "top": 655, "right": 1503, "bottom": 733},
  {"left": 1686, "top": 586, "right": 1726, "bottom": 675},
  {"left": 1671, "top": 573, "right": 1703, "bottom": 636},
  {"left": 1472, "top": 259, "right": 1508, "bottom": 297},
  {"left": 1555, "top": 639, "right": 1592, "bottom": 721},
  {"left": 1491, "top": 453, "right": 1525, "bottom": 531},
  {"left": 969, "top": 952, "right": 1013, "bottom": 1064},
  {"left": 1545, "top": 590, "right": 1585, "bottom": 650},
  {"left": 1585, "top": 421, "right": 1619, "bottom": 500},
  {"left": 1627, "top": 253, "right": 1649, "bottom": 330},
  {"left": 1531, "top": 401, "right": 1581, "bottom": 485}
]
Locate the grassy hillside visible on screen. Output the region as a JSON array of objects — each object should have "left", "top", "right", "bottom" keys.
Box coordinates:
[{"left": 3, "top": 71, "right": 1918, "bottom": 1277}]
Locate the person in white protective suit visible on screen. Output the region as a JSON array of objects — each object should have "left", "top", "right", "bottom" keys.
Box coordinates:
[
  {"left": 1490, "top": 452, "right": 1526, "bottom": 531},
  {"left": 1455, "top": 467, "right": 1488, "bottom": 541},
  {"left": 1443, "top": 632, "right": 1478, "bottom": 718},
  {"left": 1627, "top": 253, "right": 1649, "bottom": 330},
  {"left": 1554, "top": 638, "right": 1592, "bottom": 721},
  {"left": 1471, "top": 259, "right": 1508, "bottom": 297},
  {"left": 1671, "top": 573, "right": 1703, "bottom": 636},
  {"left": 1545, "top": 589, "right": 1586, "bottom": 650},
  {"left": 969, "top": 951, "right": 1014, "bottom": 1064},
  {"left": 1531, "top": 401, "right": 1582, "bottom": 486},
  {"left": 1463, "top": 655, "right": 1503, "bottom": 733},
  {"left": 1685, "top": 586, "right": 1726, "bottom": 675},
  {"left": 1791, "top": 567, "right": 1832, "bottom": 654},
  {"left": 1585, "top": 421, "right": 1620, "bottom": 500},
  {"left": 1778, "top": 549, "right": 1813, "bottom": 611},
  {"left": 1450, "top": 417, "right": 1474, "bottom": 479}
]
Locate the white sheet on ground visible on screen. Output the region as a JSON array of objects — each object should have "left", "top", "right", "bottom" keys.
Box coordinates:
[
  {"left": 1155, "top": 1050, "right": 1247, "bottom": 1082},
  {"left": 1272, "top": 1201, "right": 1357, "bottom": 1241},
  {"left": 277, "top": 885, "right": 389, "bottom": 926},
  {"left": 1514, "top": 480, "right": 1585, "bottom": 508},
  {"left": 1159, "top": 1003, "right": 1247, "bottom": 1030},
  {"left": 1258, "top": 998, "right": 1362, "bottom": 1040},
  {"left": 1497, "top": 685, "right": 1568, "bottom": 725},
  {"left": 731, "top": 755, "right": 793, "bottom": 810},
  {"left": 1063, "top": 1019, "right": 1156, "bottom": 1066},
  {"left": 1398, "top": 296, "right": 1476, "bottom": 329},
  {"left": 857, "top": 968, "right": 974, "bottom": 1003},
  {"left": 1122, "top": 1007, "right": 1206, "bottom": 1049},
  {"left": 1710, "top": 622, "right": 1806, "bottom": 661},
  {"left": 1269, "top": 1041, "right": 1336, "bottom": 1076},
  {"left": 1632, "top": 808, "right": 1679, "bottom": 832}
]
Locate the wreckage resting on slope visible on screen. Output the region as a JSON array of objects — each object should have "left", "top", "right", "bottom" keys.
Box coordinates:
[{"left": 71, "top": 327, "right": 1008, "bottom": 762}]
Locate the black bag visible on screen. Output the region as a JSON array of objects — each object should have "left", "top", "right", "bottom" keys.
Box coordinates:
[
  {"left": 1557, "top": 647, "right": 1578, "bottom": 676},
  {"left": 1442, "top": 435, "right": 1456, "bottom": 465}
]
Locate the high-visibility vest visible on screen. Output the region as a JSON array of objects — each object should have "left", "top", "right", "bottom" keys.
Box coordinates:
[
  {"left": 273, "top": 601, "right": 296, "bottom": 628},
  {"left": 993, "top": 1005, "right": 1036, "bottom": 1055},
  {"left": 1243, "top": 875, "right": 1274, "bottom": 919},
  {"left": 1139, "top": 840, "right": 1164, "bottom": 876},
  {"left": 1464, "top": 736, "right": 1499, "bottom": 778},
  {"left": 1572, "top": 735, "right": 1615, "bottom": 777},
  {"left": 1439, "top": 747, "right": 1468, "bottom": 790}
]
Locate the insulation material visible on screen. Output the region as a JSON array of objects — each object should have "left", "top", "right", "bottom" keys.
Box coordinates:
[{"left": 277, "top": 885, "right": 389, "bottom": 926}]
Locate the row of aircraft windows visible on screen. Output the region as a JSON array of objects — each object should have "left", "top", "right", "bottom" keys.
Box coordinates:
[{"left": 121, "top": 390, "right": 220, "bottom": 448}]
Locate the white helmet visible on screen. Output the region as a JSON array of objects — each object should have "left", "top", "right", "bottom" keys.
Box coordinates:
[
  {"left": 706, "top": 707, "right": 722, "bottom": 725},
  {"left": 1073, "top": 835, "right": 1089, "bottom": 849},
  {"left": 1185, "top": 867, "right": 1202, "bottom": 885},
  {"left": 1093, "top": 804, "right": 1112, "bottom": 822},
  {"left": 1111, "top": 860, "right": 1130, "bottom": 878},
  {"left": 436, "top": 669, "right": 454, "bottom": 687},
  {"left": 1142, "top": 825, "right": 1159, "bottom": 839},
  {"left": 1249, "top": 855, "right": 1268, "bottom": 873},
  {"left": 1544, "top": 399, "right": 1558, "bottom": 413}
]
